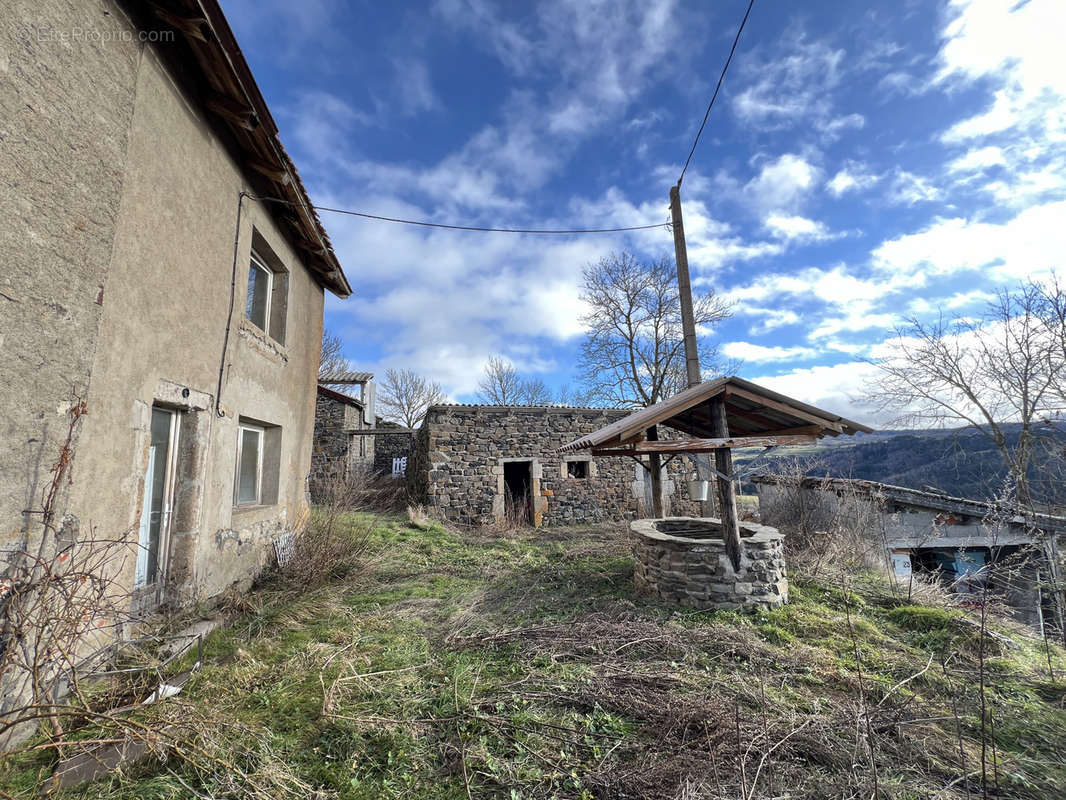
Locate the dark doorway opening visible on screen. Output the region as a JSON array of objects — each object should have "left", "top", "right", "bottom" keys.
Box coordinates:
[{"left": 503, "top": 460, "right": 533, "bottom": 526}]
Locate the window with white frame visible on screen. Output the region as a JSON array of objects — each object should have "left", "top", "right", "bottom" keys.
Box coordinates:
[
  {"left": 245, "top": 251, "right": 273, "bottom": 333},
  {"left": 234, "top": 423, "right": 265, "bottom": 506}
]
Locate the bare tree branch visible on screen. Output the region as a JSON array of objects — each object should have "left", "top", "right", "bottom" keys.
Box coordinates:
[
  {"left": 577, "top": 252, "right": 731, "bottom": 408},
  {"left": 377, "top": 368, "right": 446, "bottom": 428}
]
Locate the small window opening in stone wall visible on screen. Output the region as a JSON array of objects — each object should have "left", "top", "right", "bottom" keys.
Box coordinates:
[{"left": 567, "top": 460, "right": 589, "bottom": 479}]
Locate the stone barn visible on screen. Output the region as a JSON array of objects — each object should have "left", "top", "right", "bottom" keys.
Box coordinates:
[
  {"left": 406, "top": 405, "right": 700, "bottom": 527},
  {"left": 309, "top": 385, "right": 375, "bottom": 500}
]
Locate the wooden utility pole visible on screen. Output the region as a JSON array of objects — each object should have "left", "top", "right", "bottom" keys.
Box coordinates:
[
  {"left": 670, "top": 184, "right": 702, "bottom": 388},
  {"left": 670, "top": 184, "right": 714, "bottom": 518},
  {"left": 671, "top": 182, "right": 742, "bottom": 570}
]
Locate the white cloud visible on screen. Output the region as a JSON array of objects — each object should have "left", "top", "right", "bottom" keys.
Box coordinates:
[
  {"left": 948, "top": 146, "right": 1006, "bottom": 173},
  {"left": 744, "top": 154, "right": 822, "bottom": 213},
  {"left": 936, "top": 0, "right": 1066, "bottom": 170},
  {"left": 723, "top": 342, "right": 815, "bottom": 363},
  {"left": 392, "top": 60, "right": 440, "bottom": 116},
  {"left": 871, "top": 200, "right": 1066, "bottom": 283},
  {"left": 817, "top": 113, "right": 865, "bottom": 140},
  {"left": 887, "top": 169, "right": 941, "bottom": 205},
  {"left": 937, "top": 0, "right": 1066, "bottom": 111},
  {"left": 732, "top": 34, "right": 845, "bottom": 130},
  {"left": 826, "top": 162, "right": 880, "bottom": 197},
  {"left": 763, "top": 214, "right": 837, "bottom": 242},
  {"left": 744, "top": 308, "right": 800, "bottom": 335}
]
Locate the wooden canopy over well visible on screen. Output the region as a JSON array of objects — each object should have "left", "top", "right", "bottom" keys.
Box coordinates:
[
  {"left": 560, "top": 376, "right": 872, "bottom": 455},
  {"left": 561, "top": 377, "right": 871, "bottom": 572}
]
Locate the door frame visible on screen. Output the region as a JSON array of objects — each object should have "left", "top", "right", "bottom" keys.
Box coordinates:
[{"left": 135, "top": 407, "right": 181, "bottom": 590}]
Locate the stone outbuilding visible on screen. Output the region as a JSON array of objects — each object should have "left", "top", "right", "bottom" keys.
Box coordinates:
[
  {"left": 752, "top": 474, "right": 1066, "bottom": 628},
  {"left": 2, "top": 0, "right": 351, "bottom": 612},
  {"left": 310, "top": 385, "right": 376, "bottom": 500},
  {"left": 406, "top": 405, "right": 700, "bottom": 527}
]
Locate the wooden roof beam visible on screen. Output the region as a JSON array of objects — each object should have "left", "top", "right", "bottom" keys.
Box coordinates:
[
  {"left": 246, "top": 155, "right": 290, "bottom": 185},
  {"left": 205, "top": 92, "right": 259, "bottom": 131},
  {"left": 591, "top": 434, "right": 817, "bottom": 456},
  {"left": 150, "top": 3, "right": 210, "bottom": 41},
  {"left": 724, "top": 386, "right": 843, "bottom": 432}
]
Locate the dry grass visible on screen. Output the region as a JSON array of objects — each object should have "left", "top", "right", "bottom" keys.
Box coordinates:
[{"left": 4, "top": 515, "right": 1065, "bottom": 799}]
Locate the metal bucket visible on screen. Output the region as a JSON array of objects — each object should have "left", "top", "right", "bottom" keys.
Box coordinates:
[{"left": 687, "top": 479, "right": 710, "bottom": 502}]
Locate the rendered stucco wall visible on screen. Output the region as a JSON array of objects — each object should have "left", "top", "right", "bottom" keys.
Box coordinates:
[
  {"left": 2, "top": 2, "right": 326, "bottom": 607},
  {"left": 0, "top": 0, "right": 141, "bottom": 554},
  {"left": 66, "top": 43, "right": 324, "bottom": 604}
]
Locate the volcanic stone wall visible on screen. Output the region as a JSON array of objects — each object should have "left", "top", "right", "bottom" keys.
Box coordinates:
[
  {"left": 373, "top": 424, "right": 416, "bottom": 478},
  {"left": 310, "top": 389, "right": 372, "bottom": 500},
  {"left": 630, "top": 518, "right": 788, "bottom": 610},
  {"left": 408, "top": 405, "right": 701, "bottom": 527}
]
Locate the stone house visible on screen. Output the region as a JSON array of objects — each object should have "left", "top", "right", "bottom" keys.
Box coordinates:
[
  {"left": 407, "top": 405, "right": 701, "bottom": 527},
  {"left": 1, "top": 0, "right": 351, "bottom": 611}
]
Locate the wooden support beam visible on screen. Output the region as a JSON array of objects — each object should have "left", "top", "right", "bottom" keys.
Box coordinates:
[
  {"left": 589, "top": 434, "right": 817, "bottom": 456},
  {"left": 245, "top": 155, "right": 290, "bottom": 185},
  {"left": 710, "top": 397, "right": 743, "bottom": 572},
  {"left": 205, "top": 92, "right": 259, "bottom": 131},
  {"left": 723, "top": 385, "right": 843, "bottom": 432},
  {"left": 150, "top": 4, "right": 209, "bottom": 41},
  {"left": 719, "top": 403, "right": 787, "bottom": 431},
  {"left": 647, "top": 426, "right": 664, "bottom": 519}
]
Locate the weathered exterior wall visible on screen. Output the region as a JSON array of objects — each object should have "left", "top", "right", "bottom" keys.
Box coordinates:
[
  {"left": 756, "top": 483, "right": 1038, "bottom": 550},
  {"left": 408, "top": 405, "right": 700, "bottom": 527},
  {"left": 66, "top": 41, "right": 324, "bottom": 605},
  {"left": 0, "top": 0, "right": 141, "bottom": 555},
  {"left": 2, "top": 3, "right": 327, "bottom": 607},
  {"left": 630, "top": 518, "right": 788, "bottom": 610}
]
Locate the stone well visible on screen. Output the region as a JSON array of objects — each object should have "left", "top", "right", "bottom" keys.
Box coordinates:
[{"left": 630, "top": 517, "right": 788, "bottom": 610}]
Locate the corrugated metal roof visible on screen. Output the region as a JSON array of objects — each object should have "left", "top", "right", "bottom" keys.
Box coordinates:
[
  {"left": 319, "top": 371, "right": 374, "bottom": 384},
  {"left": 559, "top": 376, "right": 873, "bottom": 452},
  {"left": 316, "top": 384, "right": 363, "bottom": 407},
  {"left": 428, "top": 404, "right": 624, "bottom": 412},
  {"left": 751, "top": 474, "right": 1066, "bottom": 531}
]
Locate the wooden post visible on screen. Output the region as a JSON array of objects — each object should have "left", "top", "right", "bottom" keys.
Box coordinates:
[
  {"left": 670, "top": 183, "right": 714, "bottom": 517},
  {"left": 647, "top": 425, "right": 665, "bottom": 518},
  {"left": 670, "top": 184, "right": 701, "bottom": 388},
  {"left": 710, "top": 397, "right": 743, "bottom": 571}
]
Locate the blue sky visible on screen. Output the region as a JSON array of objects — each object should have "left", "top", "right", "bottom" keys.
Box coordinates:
[{"left": 222, "top": 0, "right": 1066, "bottom": 423}]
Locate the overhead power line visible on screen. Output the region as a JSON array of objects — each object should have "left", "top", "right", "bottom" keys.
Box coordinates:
[
  {"left": 252, "top": 194, "right": 669, "bottom": 235},
  {"left": 677, "top": 0, "right": 756, "bottom": 187},
  {"left": 311, "top": 204, "right": 671, "bottom": 234}
]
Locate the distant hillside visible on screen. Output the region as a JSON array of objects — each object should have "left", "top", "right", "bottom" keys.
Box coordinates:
[{"left": 737, "top": 424, "right": 1066, "bottom": 505}]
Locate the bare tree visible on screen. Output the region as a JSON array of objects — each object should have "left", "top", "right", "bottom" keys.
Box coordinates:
[
  {"left": 377, "top": 368, "right": 446, "bottom": 428},
  {"left": 555, "top": 383, "right": 593, "bottom": 407},
  {"left": 1034, "top": 274, "right": 1066, "bottom": 405},
  {"left": 868, "top": 283, "right": 1061, "bottom": 507},
  {"left": 319, "top": 329, "right": 352, "bottom": 378},
  {"left": 477, "top": 356, "right": 524, "bottom": 405},
  {"left": 517, "top": 377, "right": 554, "bottom": 406},
  {"left": 577, "top": 252, "right": 732, "bottom": 407}
]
